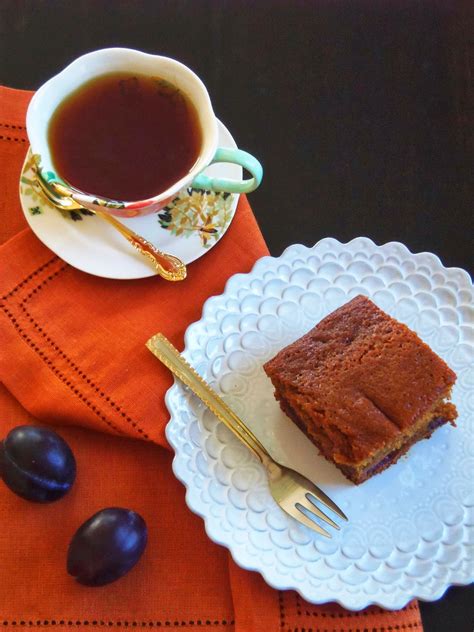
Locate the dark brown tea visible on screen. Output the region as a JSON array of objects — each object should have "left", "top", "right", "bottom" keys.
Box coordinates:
[{"left": 48, "top": 72, "right": 202, "bottom": 201}]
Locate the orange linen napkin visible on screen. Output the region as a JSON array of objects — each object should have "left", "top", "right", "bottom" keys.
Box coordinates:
[{"left": 0, "top": 86, "right": 423, "bottom": 632}]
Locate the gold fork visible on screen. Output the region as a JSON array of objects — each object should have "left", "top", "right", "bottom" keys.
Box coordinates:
[
  {"left": 147, "top": 333, "right": 348, "bottom": 537},
  {"left": 33, "top": 175, "right": 187, "bottom": 282}
]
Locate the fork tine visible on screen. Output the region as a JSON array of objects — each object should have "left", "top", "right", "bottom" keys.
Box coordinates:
[
  {"left": 294, "top": 503, "right": 331, "bottom": 538},
  {"left": 302, "top": 494, "right": 340, "bottom": 530},
  {"left": 304, "top": 482, "right": 348, "bottom": 522}
]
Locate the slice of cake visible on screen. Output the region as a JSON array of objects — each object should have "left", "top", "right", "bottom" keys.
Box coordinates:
[{"left": 264, "top": 295, "right": 457, "bottom": 484}]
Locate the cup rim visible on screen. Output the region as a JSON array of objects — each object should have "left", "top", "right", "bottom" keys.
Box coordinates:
[{"left": 26, "top": 47, "right": 219, "bottom": 208}]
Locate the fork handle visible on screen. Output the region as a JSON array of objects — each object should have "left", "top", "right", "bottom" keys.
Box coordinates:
[{"left": 146, "top": 334, "right": 271, "bottom": 464}]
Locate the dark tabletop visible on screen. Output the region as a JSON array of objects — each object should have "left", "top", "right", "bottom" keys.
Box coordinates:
[{"left": 1, "top": 1, "right": 473, "bottom": 630}]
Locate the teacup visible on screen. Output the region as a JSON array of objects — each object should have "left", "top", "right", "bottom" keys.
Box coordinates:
[{"left": 26, "top": 48, "right": 263, "bottom": 218}]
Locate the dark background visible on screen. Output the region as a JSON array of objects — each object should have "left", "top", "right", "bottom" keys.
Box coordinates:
[{"left": 1, "top": 1, "right": 473, "bottom": 630}]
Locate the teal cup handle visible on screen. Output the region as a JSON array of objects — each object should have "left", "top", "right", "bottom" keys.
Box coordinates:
[{"left": 191, "top": 148, "right": 263, "bottom": 194}]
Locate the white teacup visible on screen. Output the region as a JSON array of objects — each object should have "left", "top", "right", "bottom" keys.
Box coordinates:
[{"left": 26, "top": 48, "right": 263, "bottom": 218}]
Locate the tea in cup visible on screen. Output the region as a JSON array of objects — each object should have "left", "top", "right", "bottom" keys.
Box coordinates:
[{"left": 26, "top": 48, "right": 263, "bottom": 218}]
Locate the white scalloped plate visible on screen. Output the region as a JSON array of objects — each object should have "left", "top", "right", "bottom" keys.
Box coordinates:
[{"left": 164, "top": 237, "right": 474, "bottom": 610}]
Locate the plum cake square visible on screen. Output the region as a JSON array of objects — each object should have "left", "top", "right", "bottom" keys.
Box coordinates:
[{"left": 264, "top": 295, "right": 457, "bottom": 484}]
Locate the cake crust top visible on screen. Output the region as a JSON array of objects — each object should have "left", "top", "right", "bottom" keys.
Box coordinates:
[{"left": 263, "top": 295, "right": 457, "bottom": 464}]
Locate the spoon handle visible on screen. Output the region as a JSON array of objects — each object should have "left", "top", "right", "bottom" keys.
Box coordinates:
[
  {"left": 95, "top": 210, "right": 187, "bottom": 282},
  {"left": 34, "top": 174, "right": 186, "bottom": 282}
]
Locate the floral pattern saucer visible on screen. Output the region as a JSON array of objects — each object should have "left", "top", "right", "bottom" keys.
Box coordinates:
[{"left": 19, "top": 119, "right": 240, "bottom": 280}]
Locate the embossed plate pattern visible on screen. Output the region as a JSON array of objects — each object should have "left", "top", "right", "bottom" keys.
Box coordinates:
[{"left": 164, "top": 238, "right": 474, "bottom": 610}]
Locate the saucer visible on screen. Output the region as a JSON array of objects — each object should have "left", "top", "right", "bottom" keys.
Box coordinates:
[{"left": 19, "top": 119, "right": 241, "bottom": 280}]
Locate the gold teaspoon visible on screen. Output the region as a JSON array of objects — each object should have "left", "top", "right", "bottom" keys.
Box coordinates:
[{"left": 34, "top": 175, "right": 187, "bottom": 282}]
